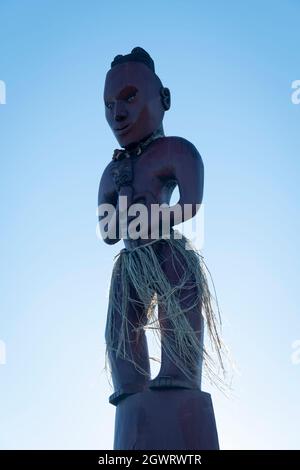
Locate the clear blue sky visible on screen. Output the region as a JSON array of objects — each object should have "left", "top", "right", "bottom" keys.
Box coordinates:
[{"left": 0, "top": 0, "right": 299, "bottom": 449}]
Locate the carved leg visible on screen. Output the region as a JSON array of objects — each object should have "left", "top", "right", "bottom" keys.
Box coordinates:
[
  {"left": 150, "top": 240, "right": 204, "bottom": 390},
  {"left": 105, "top": 266, "right": 150, "bottom": 405}
]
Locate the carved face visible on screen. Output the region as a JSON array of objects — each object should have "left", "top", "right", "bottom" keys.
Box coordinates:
[{"left": 104, "top": 62, "right": 164, "bottom": 147}]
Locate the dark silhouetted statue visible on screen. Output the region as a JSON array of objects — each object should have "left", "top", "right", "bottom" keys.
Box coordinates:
[{"left": 98, "top": 47, "right": 224, "bottom": 450}]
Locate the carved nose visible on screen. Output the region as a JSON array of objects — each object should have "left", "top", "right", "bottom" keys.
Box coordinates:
[{"left": 114, "top": 102, "right": 127, "bottom": 122}]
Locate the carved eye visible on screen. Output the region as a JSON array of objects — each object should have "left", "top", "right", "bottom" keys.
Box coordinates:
[
  {"left": 127, "top": 92, "right": 137, "bottom": 103},
  {"left": 105, "top": 102, "right": 113, "bottom": 110}
]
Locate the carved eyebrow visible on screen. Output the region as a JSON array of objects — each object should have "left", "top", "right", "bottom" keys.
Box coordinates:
[
  {"left": 104, "top": 85, "right": 138, "bottom": 107},
  {"left": 117, "top": 85, "right": 138, "bottom": 100},
  {"left": 105, "top": 85, "right": 138, "bottom": 102}
]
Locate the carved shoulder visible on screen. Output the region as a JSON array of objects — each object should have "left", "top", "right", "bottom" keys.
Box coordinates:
[
  {"left": 158, "top": 136, "right": 203, "bottom": 175},
  {"left": 164, "top": 136, "right": 202, "bottom": 159},
  {"left": 161, "top": 136, "right": 204, "bottom": 206}
]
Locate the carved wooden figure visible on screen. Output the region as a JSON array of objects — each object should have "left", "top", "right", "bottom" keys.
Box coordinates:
[{"left": 98, "top": 47, "right": 222, "bottom": 450}]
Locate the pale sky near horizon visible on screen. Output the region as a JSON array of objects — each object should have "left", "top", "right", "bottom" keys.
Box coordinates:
[{"left": 0, "top": 0, "right": 299, "bottom": 449}]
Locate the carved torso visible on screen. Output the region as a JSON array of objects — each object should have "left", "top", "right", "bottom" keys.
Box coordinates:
[{"left": 99, "top": 136, "right": 203, "bottom": 249}]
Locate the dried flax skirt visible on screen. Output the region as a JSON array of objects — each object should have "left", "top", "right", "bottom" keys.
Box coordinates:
[{"left": 105, "top": 230, "right": 226, "bottom": 388}]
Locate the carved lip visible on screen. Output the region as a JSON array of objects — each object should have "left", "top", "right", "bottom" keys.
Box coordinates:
[{"left": 114, "top": 123, "right": 132, "bottom": 134}]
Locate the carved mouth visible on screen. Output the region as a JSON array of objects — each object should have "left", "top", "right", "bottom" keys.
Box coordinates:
[{"left": 115, "top": 123, "right": 131, "bottom": 134}]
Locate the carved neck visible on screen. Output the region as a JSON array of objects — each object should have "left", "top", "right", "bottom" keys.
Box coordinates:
[
  {"left": 112, "top": 127, "right": 165, "bottom": 161},
  {"left": 124, "top": 126, "right": 165, "bottom": 152}
]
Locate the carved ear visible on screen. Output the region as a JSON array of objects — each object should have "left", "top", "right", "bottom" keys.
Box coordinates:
[{"left": 160, "top": 87, "right": 171, "bottom": 111}]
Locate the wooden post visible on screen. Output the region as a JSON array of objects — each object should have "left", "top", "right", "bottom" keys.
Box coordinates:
[{"left": 113, "top": 389, "right": 219, "bottom": 450}]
